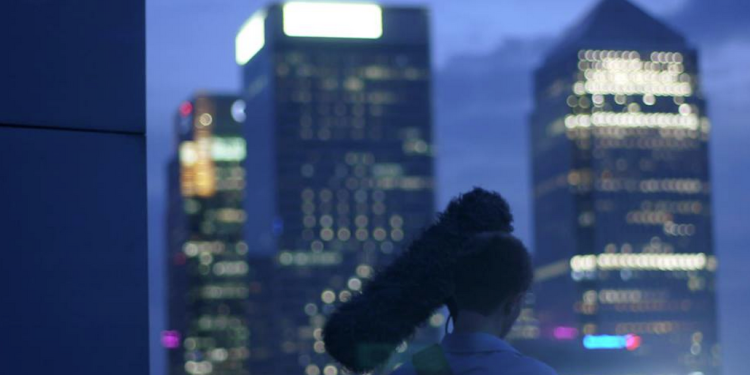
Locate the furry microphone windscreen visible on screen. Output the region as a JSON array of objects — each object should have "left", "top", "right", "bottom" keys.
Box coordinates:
[{"left": 322, "top": 188, "right": 514, "bottom": 373}]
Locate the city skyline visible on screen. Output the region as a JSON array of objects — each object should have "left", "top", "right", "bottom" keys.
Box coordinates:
[
  {"left": 168, "top": 3, "right": 441, "bottom": 374},
  {"left": 148, "top": 0, "right": 750, "bottom": 375}
]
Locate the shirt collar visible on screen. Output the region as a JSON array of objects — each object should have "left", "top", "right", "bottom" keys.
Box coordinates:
[{"left": 441, "top": 332, "right": 520, "bottom": 354}]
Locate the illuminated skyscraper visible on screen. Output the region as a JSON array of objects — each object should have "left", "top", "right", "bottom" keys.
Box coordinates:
[
  {"left": 166, "top": 94, "right": 274, "bottom": 375},
  {"left": 237, "top": 3, "right": 437, "bottom": 374},
  {"left": 528, "top": 1, "right": 719, "bottom": 374}
]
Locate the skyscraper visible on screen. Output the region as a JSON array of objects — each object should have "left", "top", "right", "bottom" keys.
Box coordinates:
[
  {"left": 166, "top": 94, "right": 274, "bottom": 375},
  {"left": 236, "top": 3, "right": 438, "bottom": 374},
  {"left": 528, "top": 1, "right": 719, "bottom": 374}
]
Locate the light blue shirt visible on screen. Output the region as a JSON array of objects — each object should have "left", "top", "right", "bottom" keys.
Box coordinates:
[{"left": 391, "top": 332, "right": 558, "bottom": 375}]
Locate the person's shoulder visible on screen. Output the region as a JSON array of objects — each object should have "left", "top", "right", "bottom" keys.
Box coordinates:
[
  {"left": 388, "top": 362, "right": 417, "bottom": 375},
  {"left": 513, "top": 354, "right": 559, "bottom": 375},
  {"left": 388, "top": 351, "right": 557, "bottom": 375}
]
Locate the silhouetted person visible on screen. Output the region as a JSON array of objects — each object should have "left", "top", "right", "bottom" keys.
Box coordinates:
[{"left": 324, "top": 188, "right": 558, "bottom": 375}]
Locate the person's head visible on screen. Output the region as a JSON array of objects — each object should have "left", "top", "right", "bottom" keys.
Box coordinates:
[
  {"left": 452, "top": 232, "right": 533, "bottom": 338},
  {"left": 323, "top": 188, "right": 522, "bottom": 373}
]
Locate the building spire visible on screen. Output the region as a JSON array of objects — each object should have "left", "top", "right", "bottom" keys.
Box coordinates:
[{"left": 545, "top": 0, "right": 687, "bottom": 62}]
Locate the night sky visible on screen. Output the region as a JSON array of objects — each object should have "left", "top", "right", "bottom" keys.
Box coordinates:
[{"left": 147, "top": 1, "right": 750, "bottom": 374}]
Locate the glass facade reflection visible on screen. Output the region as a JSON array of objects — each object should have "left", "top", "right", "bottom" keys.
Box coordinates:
[
  {"left": 526, "top": 1, "right": 720, "bottom": 374},
  {"left": 239, "top": 4, "right": 437, "bottom": 374},
  {"left": 167, "top": 95, "right": 274, "bottom": 375}
]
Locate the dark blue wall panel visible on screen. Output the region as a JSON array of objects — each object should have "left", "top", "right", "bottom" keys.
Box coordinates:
[
  {"left": 0, "top": 0, "right": 148, "bottom": 371},
  {"left": 0, "top": 0, "right": 144, "bottom": 133},
  {"left": 0, "top": 126, "right": 149, "bottom": 374}
]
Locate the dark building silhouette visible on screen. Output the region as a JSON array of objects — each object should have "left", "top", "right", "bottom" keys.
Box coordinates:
[
  {"left": 166, "top": 94, "right": 274, "bottom": 375},
  {"left": 527, "top": 1, "right": 720, "bottom": 374},
  {"left": 237, "top": 3, "right": 438, "bottom": 374}
]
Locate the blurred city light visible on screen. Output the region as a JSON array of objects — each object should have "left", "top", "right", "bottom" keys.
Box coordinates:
[
  {"left": 235, "top": 9, "right": 267, "bottom": 65},
  {"left": 583, "top": 334, "right": 642, "bottom": 350},
  {"left": 282, "top": 2, "right": 383, "bottom": 39}
]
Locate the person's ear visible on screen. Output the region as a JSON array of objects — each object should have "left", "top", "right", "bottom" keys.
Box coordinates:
[{"left": 504, "top": 293, "right": 524, "bottom": 314}]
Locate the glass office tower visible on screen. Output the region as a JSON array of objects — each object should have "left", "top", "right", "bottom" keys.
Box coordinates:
[
  {"left": 237, "top": 3, "right": 437, "bottom": 374},
  {"left": 166, "top": 94, "right": 274, "bottom": 375},
  {"left": 528, "top": 1, "right": 720, "bottom": 374}
]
